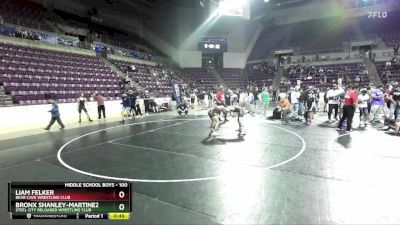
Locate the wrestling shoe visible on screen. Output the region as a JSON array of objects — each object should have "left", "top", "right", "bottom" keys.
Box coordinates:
[{"left": 212, "top": 132, "right": 220, "bottom": 137}]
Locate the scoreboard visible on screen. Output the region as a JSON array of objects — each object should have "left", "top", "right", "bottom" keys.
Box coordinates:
[
  {"left": 198, "top": 36, "right": 228, "bottom": 52},
  {"left": 8, "top": 182, "right": 132, "bottom": 220}
]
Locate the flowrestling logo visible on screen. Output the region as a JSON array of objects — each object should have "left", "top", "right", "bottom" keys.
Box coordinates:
[{"left": 368, "top": 11, "right": 388, "bottom": 19}]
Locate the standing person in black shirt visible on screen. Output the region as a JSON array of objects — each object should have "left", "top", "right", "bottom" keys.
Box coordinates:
[
  {"left": 207, "top": 90, "right": 213, "bottom": 108},
  {"left": 135, "top": 93, "right": 143, "bottom": 117},
  {"left": 394, "top": 45, "right": 399, "bottom": 56},
  {"left": 225, "top": 89, "right": 232, "bottom": 106},
  {"left": 127, "top": 90, "right": 136, "bottom": 120},
  {"left": 143, "top": 90, "right": 153, "bottom": 116},
  {"left": 389, "top": 85, "right": 400, "bottom": 121},
  {"left": 253, "top": 87, "right": 260, "bottom": 113},
  {"left": 197, "top": 91, "right": 206, "bottom": 110},
  {"left": 190, "top": 91, "right": 196, "bottom": 110},
  {"left": 304, "top": 87, "right": 316, "bottom": 125},
  {"left": 77, "top": 93, "right": 93, "bottom": 123},
  {"left": 299, "top": 88, "right": 307, "bottom": 116}
]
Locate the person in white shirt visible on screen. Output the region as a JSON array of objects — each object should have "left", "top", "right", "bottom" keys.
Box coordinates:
[
  {"left": 290, "top": 86, "right": 301, "bottom": 120},
  {"left": 326, "top": 85, "right": 340, "bottom": 121},
  {"left": 358, "top": 88, "right": 370, "bottom": 126},
  {"left": 239, "top": 91, "right": 247, "bottom": 107},
  {"left": 278, "top": 92, "right": 287, "bottom": 102},
  {"left": 319, "top": 90, "right": 327, "bottom": 112},
  {"left": 247, "top": 91, "right": 255, "bottom": 112}
]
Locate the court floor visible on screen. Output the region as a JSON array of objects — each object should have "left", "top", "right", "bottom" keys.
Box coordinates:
[{"left": 1, "top": 111, "right": 400, "bottom": 225}]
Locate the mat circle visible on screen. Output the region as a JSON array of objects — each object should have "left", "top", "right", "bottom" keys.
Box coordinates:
[{"left": 57, "top": 119, "right": 306, "bottom": 183}]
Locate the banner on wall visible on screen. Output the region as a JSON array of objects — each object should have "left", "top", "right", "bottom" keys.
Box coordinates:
[
  {"left": 1, "top": 23, "right": 79, "bottom": 47},
  {"left": 41, "top": 33, "right": 56, "bottom": 45},
  {"left": 92, "top": 42, "right": 147, "bottom": 59},
  {"left": 1, "top": 25, "right": 15, "bottom": 36}
]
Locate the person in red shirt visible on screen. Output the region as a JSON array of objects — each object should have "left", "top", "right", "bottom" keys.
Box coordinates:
[
  {"left": 337, "top": 85, "right": 358, "bottom": 132},
  {"left": 214, "top": 86, "right": 227, "bottom": 121},
  {"left": 215, "top": 86, "right": 225, "bottom": 106}
]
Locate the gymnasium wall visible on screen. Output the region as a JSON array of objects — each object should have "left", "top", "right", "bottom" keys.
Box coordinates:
[
  {"left": 223, "top": 52, "right": 245, "bottom": 68},
  {"left": 0, "top": 98, "right": 171, "bottom": 135},
  {"left": 179, "top": 51, "right": 202, "bottom": 68},
  {"left": 0, "top": 35, "right": 95, "bottom": 56}
]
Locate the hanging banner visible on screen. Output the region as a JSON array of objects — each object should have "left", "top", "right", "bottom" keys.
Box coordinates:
[{"left": 171, "top": 79, "right": 182, "bottom": 104}]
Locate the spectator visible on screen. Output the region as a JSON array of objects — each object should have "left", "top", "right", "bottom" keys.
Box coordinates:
[
  {"left": 95, "top": 93, "right": 106, "bottom": 119},
  {"left": 197, "top": 91, "right": 206, "bottom": 110},
  {"left": 337, "top": 84, "right": 358, "bottom": 132},
  {"left": 394, "top": 45, "right": 399, "bottom": 56},
  {"left": 44, "top": 99, "right": 65, "bottom": 131},
  {"left": 120, "top": 93, "right": 131, "bottom": 123},
  {"left": 355, "top": 75, "right": 360, "bottom": 84},
  {"left": 127, "top": 90, "right": 137, "bottom": 118},
  {"left": 279, "top": 96, "right": 291, "bottom": 125},
  {"left": 327, "top": 85, "right": 341, "bottom": 121},
  {"left": 253, "top": 87, "right": 260, "bottom": 112},
  {"left": 260, "top": 87, "right": 270, "bottom": 117},
  {"left": 207, "top": 90, "right": 213, "bottom": 108},
  {"left": 299, "top": 88, "right": 307, "bottom": 116},
  {"left": 385, "top": 84, "right": 394, "bottom": 118},
  {"left": 177, "top": 102, "right": 189, "bottom": 117},
  {"left": 320, "top": 88, "right": 327, "bottom": 112},
  {"left": 388, "top": 85, "right": 400, "bottom": 121},
  {"left": 289, "top": 86, "right": 301, "bottom": 120},
  {"left": 190, "top": 91, "right": 196, "bottom": 109},
  {"left": 215, "top": 86, "right": 225, "bottom": 106},
  {"left": 134, "top": 98, "right": 143, "bottom": 118},
  {"left": 358, "top": 88, "right": 370, "bottom": 126},
  {"left": 304, "top": 86, "right": 317, "bottom": 125},
  {"left": 247, "top": 91, "right": 255, "bottom": 112},
  {"left": 370, "top": 85, "right": 385, "bottom": 123}
]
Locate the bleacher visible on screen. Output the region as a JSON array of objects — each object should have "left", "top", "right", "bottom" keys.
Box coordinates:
[
  {"left": 248, "top": 17, "right": 353, "bottom": 61},
  {"left": 217, "top": 68, "right": 246, "bottom": 90},
  {"left": 246, "top": 64, "right": 276, "bottom": 88},
  {"left": 0, "top": 0, "right": 53, "bottom": 32},
  {"left": 375, "top": 60, "right": 400, "bottom": 84},
  {"left": 280, "top": 63, "right": 369, "bottom": 90},
  {"left": 382, "top": 33, "right": 400, "bottom": 47},
  {"left": 111, "top": 59, "right": 174, "bottom": 97},
  {"left": 182, "top": 68, "right": 219, "bottom": 90},
  {"left": 0, "top": 42, "right": 122, "bottom": 105}
]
